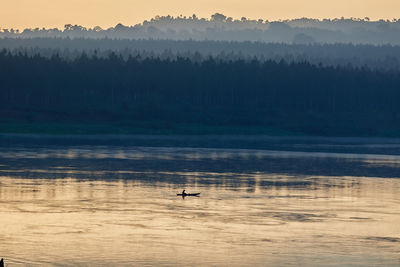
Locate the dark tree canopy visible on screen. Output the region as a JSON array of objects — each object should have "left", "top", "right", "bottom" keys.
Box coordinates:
[{"left": 1, "top": 50, "right": 400, "bottom": 136}]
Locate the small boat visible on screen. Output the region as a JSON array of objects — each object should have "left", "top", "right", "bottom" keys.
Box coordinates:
[{"left": 177, "top": 192, "right": 201, "bottom": 197}]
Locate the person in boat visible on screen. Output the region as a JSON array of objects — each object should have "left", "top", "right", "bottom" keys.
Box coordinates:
[{"left": 182, "top": 189, "right": 186, "bottom": 196}]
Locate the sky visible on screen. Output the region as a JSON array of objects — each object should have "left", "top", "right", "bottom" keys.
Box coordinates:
[{"left": 1, "top": 0, "right": 400, "bottom": 30}]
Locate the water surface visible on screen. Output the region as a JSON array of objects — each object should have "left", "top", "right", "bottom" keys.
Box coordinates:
[{"left": 0, "top": 141, "right": 399, "bottom": 266}]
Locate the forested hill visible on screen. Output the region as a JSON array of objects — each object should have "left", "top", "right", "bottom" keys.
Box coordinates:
[
  {"left": 1, "top": 50, "right": 400, "bottom": 136},
  {"left": 2, "top": 14, "right": 400, "bottom": 45},
  {"left": 1, "top": 38, "right": 400, "bottom": 71}
]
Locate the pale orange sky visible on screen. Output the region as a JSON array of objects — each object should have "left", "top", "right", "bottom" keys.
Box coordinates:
[{"left": 1, "top": 0, "right": 399, "bottom": 30}]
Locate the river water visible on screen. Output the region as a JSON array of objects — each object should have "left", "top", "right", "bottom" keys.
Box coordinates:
[{"left": 0, "top": 137, "right": 399, "bottom": 266}]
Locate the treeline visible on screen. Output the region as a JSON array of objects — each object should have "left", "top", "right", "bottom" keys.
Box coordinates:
[
  {"left": 1, "top": 38, "right": 400, "bottom": 71},
  {"left": 2, "top": 13, "right": 400, "bottom": 45},
  {"left": 1, "top": 50, "right": 400, "bottom": 136}
]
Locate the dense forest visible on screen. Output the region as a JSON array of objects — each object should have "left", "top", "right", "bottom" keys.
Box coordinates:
[
  {"left": 1, "top": 38, "right": 400, "bottom": 71},
  {"left": 2, "top": 14, "right": 400, "bottom": 44},
  {"left": 1, "top": 50, "right": 400, "bottom": 136}
]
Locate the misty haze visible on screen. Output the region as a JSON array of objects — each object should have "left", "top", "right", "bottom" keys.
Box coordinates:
[{"left": 1, "top": 9, "right": 400, "bottom": 267}]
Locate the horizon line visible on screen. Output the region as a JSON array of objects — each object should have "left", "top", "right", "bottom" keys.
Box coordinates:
[{"left": 1, "top": 13, "right": 399, "bottom": 31}]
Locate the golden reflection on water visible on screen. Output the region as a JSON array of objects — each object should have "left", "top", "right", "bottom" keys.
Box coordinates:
[{"left": 0, "top": 173, "right": 399, "bottom": 266}]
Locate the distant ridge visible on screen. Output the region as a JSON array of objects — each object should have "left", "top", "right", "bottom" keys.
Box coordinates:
[{"left": 2, "top": 14, "right": 400, "bottom": 45}]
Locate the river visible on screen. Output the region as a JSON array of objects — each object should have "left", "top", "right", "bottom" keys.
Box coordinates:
[{"left": 0, "top": 136, "right": 399, "bottom": 266}]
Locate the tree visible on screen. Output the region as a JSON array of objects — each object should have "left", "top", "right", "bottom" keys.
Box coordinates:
[{"left": 211, "top": 13, "right": 227, "bottom": 22}]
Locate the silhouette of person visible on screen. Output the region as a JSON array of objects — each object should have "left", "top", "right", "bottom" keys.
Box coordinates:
[
  {"left": 182, "top": 189, "right": 186, "bottom": 196},
  {"left": 1, "top": 258, "right": 4, "bottom": 267}
]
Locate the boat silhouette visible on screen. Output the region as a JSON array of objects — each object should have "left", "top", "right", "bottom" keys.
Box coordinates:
[{"left": 177, "top": 192, "right": 200, "bottom": 196}]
